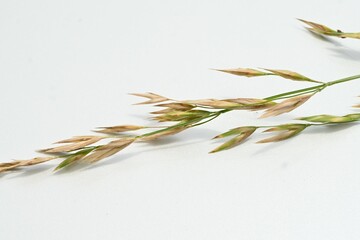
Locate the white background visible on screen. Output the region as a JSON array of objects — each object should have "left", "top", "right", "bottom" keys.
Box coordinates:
[{"left": 1, "top": 0, "right": 360, "bottom": 239}]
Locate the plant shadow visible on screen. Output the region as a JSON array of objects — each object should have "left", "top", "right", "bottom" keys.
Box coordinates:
[
  {"left": 252, "top": 122, "right": 358, "bottom": 156},
  {"left": 302, "top": 29, "right": 343, "bottom": 46},
  {"left": 301, "top": 29, "right": 360, "bottom": 61},
  {"left": 327, "top": 47, "right": 360, "bottom": 61}
]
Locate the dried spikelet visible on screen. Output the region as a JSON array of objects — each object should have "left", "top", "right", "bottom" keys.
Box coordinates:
[
  {"left": 0, "top": 157, "right": 55, "bottom": 173},
  {"left": 210, "top": 127, "right": 257, "bottom": 153},
  {"left": 152, "top": 110, "right": 209, "bottom": 122},
  {"left": 130, "top": 92, "right": 169, "bottom": 104},
  {"left": 262, "top": 69, "right": 321, "bottom": 83},
  {"left": 257, "top": 131, "right": 298, "bottom": 143},
  {"left": 257, "top": 124, "right": 307, "bottom": 143},
  {"left": 150, "top": 108, "right": 175, "bottom": 115},
  {"left": 0, "top": 161, "right": 21, "bottom": 172},
  {"left": 55, "top": 136, "right": 101, "bottom": 144},
  {"left": 182, "top": 99, "right": 241, "bottom": 109},
  {"left": 40, "top": 136, "right": 104, "bottom": 153},
  {"left": 298, "top": 19, "right": 338, "bottom": 35},
  {"left": 224, "top": 98, "right": 276, "bottom": 110},
  {"left": 0, "top": 162, "right": 20, "bottom": 168},
  {"left": 260, "top": 94, "right": 313, "bottom": 118},
  {"left": 214, "top": 68, "right": 269, "bottom": 77},
  {"left": 82, "top": 138, "right": 134, "bottom": 163},
  {"left": 95, "top": 125, "right": 144, "bottom": 134},
  {"left": 298, "top": 19, "right": 360, "bottom": 39},
  {"left": 155, "top": 103, "right": 194, "bottom": 111}
]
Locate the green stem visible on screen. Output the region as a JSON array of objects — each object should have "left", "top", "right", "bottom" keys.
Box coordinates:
[
  {"left": 325, "top": 74, "right": 360, "bottom": 86},
  {"left": 265, "top": 74, "right": 360, "bottom": 101}
]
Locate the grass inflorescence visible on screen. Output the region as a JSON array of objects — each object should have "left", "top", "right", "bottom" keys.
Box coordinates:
[{"left": 1, "top": 19, "right": 359, "bottom": 174}]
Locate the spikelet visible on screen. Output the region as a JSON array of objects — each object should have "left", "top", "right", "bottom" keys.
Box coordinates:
[
  {"left": 262, "top": 69, "right": 321, "bottom": 83},
  {"left": 211, "top": 127, "right": 257, "bottom": 153},
  {"left": 0, "top": 157, "right": 56, "bottom": 173},
  {"left": 298, "top": 113, "right": 360, "bottom": 123},
  {"left": 257, "top": 124, "right": 308, "bottom": 143},
  {"left": 260, "top": 94, "right": 313, "bottom": 118},
  {"left": 82, "top": 138, "right": 135, "bottom": 163},
  {"left": 39, "top": 136, "right": 104, "bottom": 153},
  {"left": 214, "top": 68, "right": 270, "bottom": 77},
  {"left": 130, "top": 92, "right": 169, "bottom": 104},
  {"left": 298, "top": 19, "right": 360, "bottom": 39},
  {"left": 95, "top": 125, "right": 144, "bottom": 134}
]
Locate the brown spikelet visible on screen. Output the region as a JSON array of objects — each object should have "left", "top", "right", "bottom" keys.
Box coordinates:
[
  {"left": 82, "top": 138, "right": 134, "bottom": 163},
  {"left": 0, "top": 157, "right": 56, "bottom": 173},
  {"left": 260, "top": 94, "right": 313, "bottom": 118},
  {"left": 182, "top": 99, "right": 241, "bottom": 109},
  {"left": 210, "top": 127, "right": 257, "bottom": 153},
  {"left": 214, "top": 68, "right": 270, "bottom": 77},
  {"left": 95, "top": 125, "right": 144, "bottom": 134},
  {"left": 298, "top": 19, "right": 360, "bottom": 39},
  {"left": 150, "top": 108, "right": 175, "bottom": 115},
  {"left": 40, "top": 136, "right": 104, "bottom": 153},
  {"left": 262, "top": 69, "right": 321, "bottom": 83},
  {"left": 155, "top": 103, "right": 194, "bottom": 111},
  {"left": 224, "top": 98, "right": 276, "bottom": 110},
  {"left": 152, "top": 110, "right": 209, "bottom": 122},
  {"left": 298, "top": 19, "right": 337, "bottom": 35},
  {"left": 55, "top": 136, "right": 101, "bottom": 144},
  {"left": 257, "top": 124, "right": 307, "bottom": 143},
  {"left": 130, "top": 92, "right": 169, "bottom": 104}
]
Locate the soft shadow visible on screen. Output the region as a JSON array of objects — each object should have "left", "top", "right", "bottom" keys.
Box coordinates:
[
  {"left": 327, "top": 47, "right": 360, "bottom": 61},
  {"left": 301, "top": 28, "right": 342, "bottom": 46},
  {"left": 305, "top": 122, "right": 357, "bottom": 134},
  {"left": 300, "top": 28, "right": 360, "bottom": 61},
  {"left": 252, "top": 141, "right": 289, "bottom": 156},
  {"left": 252, "top": 122, "right": 358, "bottom": 156},
  {"left": 84, "top": 139, "right": 206, "bottom": 171},
  {"left": 2, "top": 165, "right": 52, "bottom": 179}
]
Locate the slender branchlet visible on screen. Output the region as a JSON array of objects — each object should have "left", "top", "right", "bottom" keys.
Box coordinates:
[{"left": 211, "top": 113, "right": 360, "bottom": 153}]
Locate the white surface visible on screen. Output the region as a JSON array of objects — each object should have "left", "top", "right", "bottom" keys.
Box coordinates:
[{"left": 1, "top": 0, "right": 360, "bottom": 239}]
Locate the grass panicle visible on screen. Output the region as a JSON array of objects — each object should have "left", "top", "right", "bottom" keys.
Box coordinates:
[{"left": 1, "top": 19, "right": 360, "bottom": 175}]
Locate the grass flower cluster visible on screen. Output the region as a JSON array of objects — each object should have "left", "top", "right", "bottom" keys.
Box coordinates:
[{"left": 1, "top": 19, "right": 359, "bottom": 174}]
